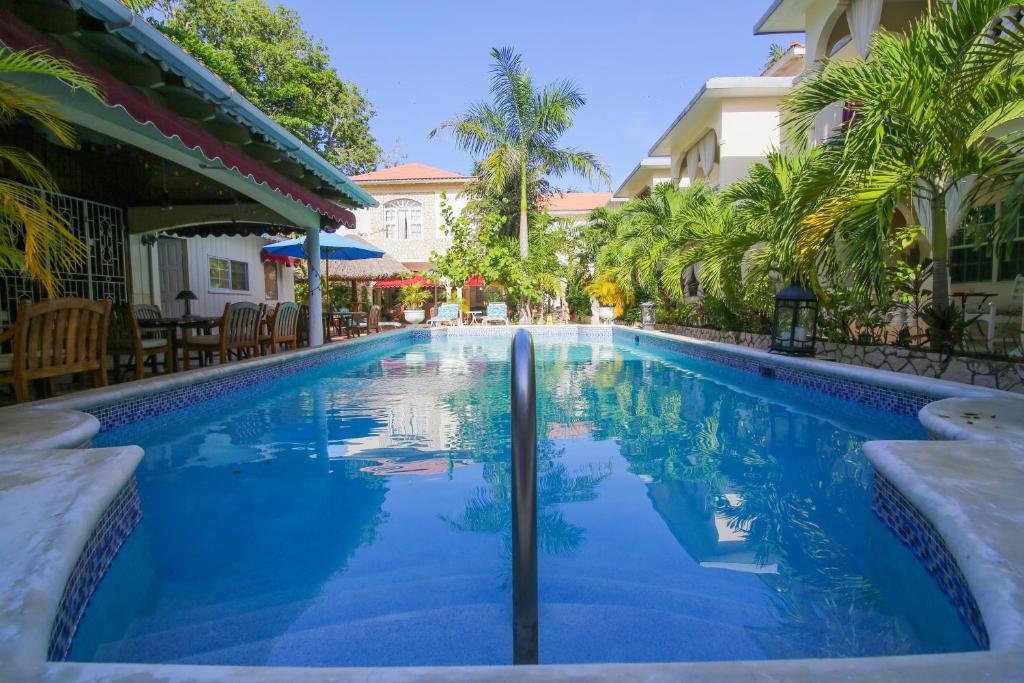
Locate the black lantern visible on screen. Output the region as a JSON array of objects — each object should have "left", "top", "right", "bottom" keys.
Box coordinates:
[
  {"left": 176, "top": 289, "right": 198, "bottom": 317},
  {"left": 770, "top": 278, "right": 818, "bottom": 355},
  {"left": 640, "top": 302, "right": 656, "bottom": 329}
]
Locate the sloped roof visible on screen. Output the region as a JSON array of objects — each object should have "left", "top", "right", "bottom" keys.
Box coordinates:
[
  {"left": 542, "top": 192, "right": 614, "bottom": 213},
  {"left": 351, "top": 163, "right": 474, "bottom": 183}
]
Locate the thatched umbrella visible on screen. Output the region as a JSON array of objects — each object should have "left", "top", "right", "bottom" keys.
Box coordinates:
[{"left": 323, "top": 234, "right": 409, "bottom": 283}]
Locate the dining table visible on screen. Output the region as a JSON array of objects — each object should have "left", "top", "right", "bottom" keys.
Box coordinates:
[
  {"left": 137, "top": 315, "right": 220, "bottom": 372},
  {"left": 324, "top": 311, "right": 368, "bottom": 341}
]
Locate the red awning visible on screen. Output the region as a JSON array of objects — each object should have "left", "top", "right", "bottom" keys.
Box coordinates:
[
  {"left": 465, "top": 275, "right": 485, "bottom": 286},
  {"left": 0, "top": 11, "right": 356, "bottom": 229},
  {"left": 374, "top": 274, "right": 436, "bottom": 289}
]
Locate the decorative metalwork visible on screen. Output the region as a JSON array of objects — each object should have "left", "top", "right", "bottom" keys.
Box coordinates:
[{"left": 0, "top": 190, "right": 128, "bottom": 323}]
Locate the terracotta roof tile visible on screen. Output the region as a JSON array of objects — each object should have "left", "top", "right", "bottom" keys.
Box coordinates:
[
  {"left": 350, "top": 162, "right": 473, "bottom": 183},
  {"left": 541, "top": 192, "right": 614, "bottom": 213}
]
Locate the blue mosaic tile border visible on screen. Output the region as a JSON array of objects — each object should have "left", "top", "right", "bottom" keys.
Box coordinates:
[
  {"left": 873, "top": 473, "right": 989, "bottom": 648},
  {"left": 88, "top": 332, "right": 412, "bottom": 431},
  {"left": 48, "top": 477, "right": 142, "bottom": 661},
  {"left": 623, "top": 328, "right": 931, "bottom": 417}
]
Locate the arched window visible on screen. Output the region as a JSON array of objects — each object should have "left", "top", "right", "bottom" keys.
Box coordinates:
[{"left": 384, "top": 199, "right": 423, "bottom": 240}]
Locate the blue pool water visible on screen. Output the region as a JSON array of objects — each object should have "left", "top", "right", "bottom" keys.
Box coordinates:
[{"left": 73, "top": 336, "right": 978, "bottom": 666}]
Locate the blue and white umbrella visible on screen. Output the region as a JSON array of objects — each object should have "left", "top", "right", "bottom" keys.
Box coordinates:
[
  {"left": 263, "top": 231, "right": 384, "bottom": 261},
  {"left": 264, "top": 232, "right": 386, "bottom": 316}
]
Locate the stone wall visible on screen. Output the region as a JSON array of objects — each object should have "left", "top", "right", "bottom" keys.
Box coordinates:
[{"left": 659, "top": 325, "right": 1024, "bottom": 394}]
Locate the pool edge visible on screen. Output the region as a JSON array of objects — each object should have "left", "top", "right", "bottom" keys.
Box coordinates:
[{"left": 2, "top": 325, "right": 1023, "bottom": 681}]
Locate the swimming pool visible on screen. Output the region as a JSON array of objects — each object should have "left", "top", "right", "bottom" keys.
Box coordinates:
[{"left": 70, "top": 333, "right": 979, "bottom": 666}]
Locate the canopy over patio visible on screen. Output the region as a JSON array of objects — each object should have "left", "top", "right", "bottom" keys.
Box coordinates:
[{"left": 0, "top": 1, "right": 380, "bottom": 345}]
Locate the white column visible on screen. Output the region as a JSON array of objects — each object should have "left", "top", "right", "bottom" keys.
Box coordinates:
[{"left": 306, "top": 226, "right": 324, "bottom": 346}]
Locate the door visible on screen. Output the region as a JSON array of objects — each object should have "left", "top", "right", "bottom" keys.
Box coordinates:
[{"left": 158, "top": 237, "right": 187, "bottom": 316}]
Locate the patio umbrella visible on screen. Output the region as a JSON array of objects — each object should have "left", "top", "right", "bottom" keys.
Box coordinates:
[{"left": 264, "top": 231, "right": 385, "bottom": 314}]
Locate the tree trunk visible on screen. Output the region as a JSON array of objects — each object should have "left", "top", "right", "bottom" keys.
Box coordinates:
[
  {"left": 519, "top": 172, "right": 529, "bottom": 261},
  {"left": 931, "top": 259, "right": 950, "bottom": 309},
  {"left": 930, "top": 198, "right": 950, "bottom": 309}
]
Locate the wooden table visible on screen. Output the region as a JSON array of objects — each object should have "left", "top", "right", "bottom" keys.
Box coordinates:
[
  {"left": 138, "top": 316, "right": 220, "bottom": 372},
  {"left": 324, "top": 311, "right": 368, "bottom": 341}
]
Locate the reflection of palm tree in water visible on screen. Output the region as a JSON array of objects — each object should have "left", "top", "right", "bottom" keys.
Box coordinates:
[
  {"left": 547, "top": 353, "right": 919, "bottom": 653},
  {"left": 442, "top": 441, "right": 611, "bottom": 584}
]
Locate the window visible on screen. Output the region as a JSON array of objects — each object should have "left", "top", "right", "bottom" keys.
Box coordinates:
[
  {"left": 209, "top": 256, "right": 249, "bottom": 292},
  {"left": 950, "top": 206, "right": 994, "bottom": 283},
  {"left": 263, "top": 261, "right": 279, "bottom": 300},
  {"left": 998, "top": 206, "right": 1024, "bottom": 281},
  {"left": 384, "top": 199, "right": 423, "bottom": 240}
]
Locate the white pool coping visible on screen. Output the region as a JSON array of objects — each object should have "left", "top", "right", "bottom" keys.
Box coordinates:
[{"left": 1, "top": 324, "right": 1023, "bottom": 681}]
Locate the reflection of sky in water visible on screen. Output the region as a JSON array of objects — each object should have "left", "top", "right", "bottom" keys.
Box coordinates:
[{"left": 76, "top": 337, "right": 977, "bottom": 667}]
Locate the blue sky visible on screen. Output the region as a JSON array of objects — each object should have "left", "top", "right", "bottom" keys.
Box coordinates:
[{"left": 283, "top": 1, "right": 800, "bottom": 191}]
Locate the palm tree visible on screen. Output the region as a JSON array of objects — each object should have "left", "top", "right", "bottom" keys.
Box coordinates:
[
  {"left": 1, "top": 49, "right": 100, "bottom": 295},
  {"left": 784, "top": 0, "right": 1024, "bottom": 307},
  {"left": 596, "top": 182, "right": 731, "bottom": 305},
  {"left": 430, "top": 47, "right": 609, "bottom": 261}
]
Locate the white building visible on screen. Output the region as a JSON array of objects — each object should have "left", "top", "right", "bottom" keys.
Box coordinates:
[{"left": 349, "top": 163, "right": 475, "bottom": 272}]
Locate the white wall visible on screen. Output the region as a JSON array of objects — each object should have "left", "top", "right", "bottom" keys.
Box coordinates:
[
  {"left": 184, "top": 235, "right": 295, "bottom": 317},
  {"left": 351, "top": 181, "right": 472, "bottom": 266},
  {"left": 128, "top": 234, "right": 294, "bottom": 317}
]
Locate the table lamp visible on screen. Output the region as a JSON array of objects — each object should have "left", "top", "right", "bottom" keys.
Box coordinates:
[{"left": 176, "top": 289, "right": 198, "bottom": 317}]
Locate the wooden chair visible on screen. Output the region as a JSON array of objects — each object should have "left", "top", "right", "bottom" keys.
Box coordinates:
[
  {"left": 133, "top": 304, "right": 162, "bottom": 321},
  {"left": 0, "top": 297, "right": 111, "bottom": 403},
  {"left": 260, "top": 302, "right": 299, "bottom": 354},
  {"left": 347, "top": 305, "right": 381, "bottom": 337},
  {"left": 109, "top": 303, "right": 172, "bottom": 381},
  {"left": 181, "top": 302, "right": 261, "bottom": 369}
]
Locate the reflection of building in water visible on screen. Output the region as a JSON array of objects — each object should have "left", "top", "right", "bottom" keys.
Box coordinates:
[
  {"left": 325, "top": 352, "right": 479, "bottom": 476},
  {"left": 648, "top": 481, "right": 778, "bottom": 575}
]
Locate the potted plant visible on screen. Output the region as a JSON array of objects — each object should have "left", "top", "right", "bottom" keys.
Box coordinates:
[
  {"left": 584, "top": 277, "right": 626, "bottom": 324},
  {"left": 399, "top": 285, "right": 430, "bottom": 324}
]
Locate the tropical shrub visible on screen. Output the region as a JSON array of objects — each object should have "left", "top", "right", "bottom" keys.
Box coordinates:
[
  {"left": 399, "top": 285, "right": 430, "bottom": 310},
  {"left": 1, "top": 50, "right": 100, "bottom": 295}
]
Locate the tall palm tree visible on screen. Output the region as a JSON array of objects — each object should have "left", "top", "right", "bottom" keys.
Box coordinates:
[
  {"left": 430, "top": 47, "right": 609, "bottom": 261},
  {"left": 784, "top": 0, "right": 1024, "bottom": 307},
  {"left": 1, "top": 49, "right": 100, "bottom": 295}
]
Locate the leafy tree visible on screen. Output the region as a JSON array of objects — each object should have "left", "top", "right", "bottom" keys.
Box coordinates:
[
  {"left": 430, "top": 194, "right": 566, "bottom": 318},
  {"left": 784, "top": 0, "right": 1024, "bottom": 308},
  {"left": 142, "top": 0, "right": 382, "bottom": 174},
  {"left": 0, "top": 50, "right": 99, "bottom": 295},
  {"left": 430, "top": 47, "right": 609, "bottom": 260}
]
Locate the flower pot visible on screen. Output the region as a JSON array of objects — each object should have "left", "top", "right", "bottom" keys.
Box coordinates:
[
  {"left": 404, "top": 309, "right": 426, "bottom": 324},
  {"left": 598, "top": 306, "right": 615, "bottom": 323}
]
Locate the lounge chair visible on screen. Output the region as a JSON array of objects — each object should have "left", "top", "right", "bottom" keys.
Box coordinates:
[
  {"left": 0, "top": 297, "right": 111, "bottom": 402},
  {"left": 481, "top": 302, "right": 510, "bottom": 325},
  {"left": 430, "top": 303, "right": 462, "bottom": 327}
]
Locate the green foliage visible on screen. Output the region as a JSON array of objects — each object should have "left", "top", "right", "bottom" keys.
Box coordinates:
[
  {"left": 430, "top": 194, "right": 567, "bottom": 317},
  {"left": 146, "top": 0, "right": 381, "bottom": 174},
  {"left": 399, "top": 285, "right": 430, "bottom": 310},
  {"left": 784, "top": 0, "right": 1024, "bottom": 307},
  {"left": 0, "top": 49, "right": 100, "bottom": 295},
  {"left": 920, "top": 303, "right": 977, "bottom": 354},
  {"left": 764, "top": 43, "right": 786, "bottom": 71},
  {"left": 431, "top": 47, "right": 609, "bottom": 258}
]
